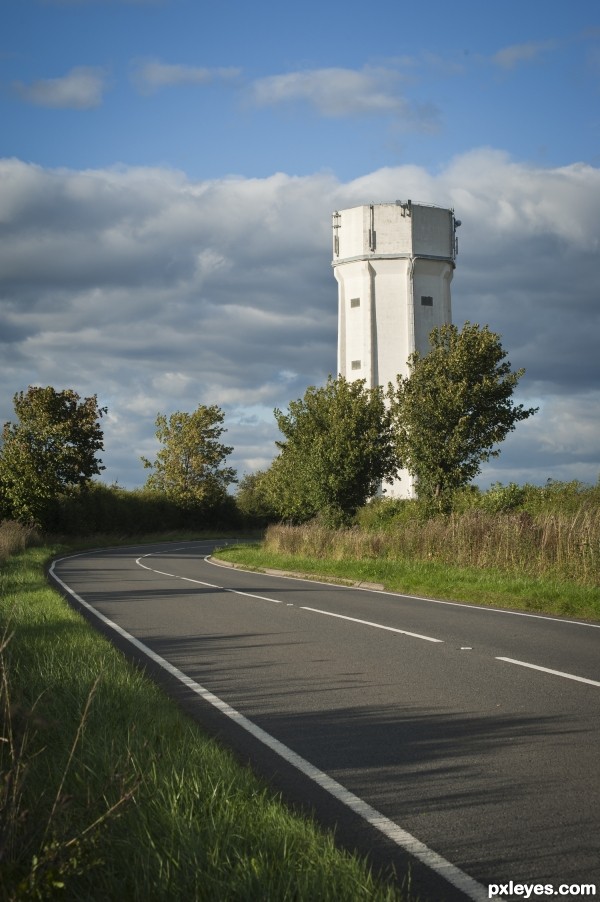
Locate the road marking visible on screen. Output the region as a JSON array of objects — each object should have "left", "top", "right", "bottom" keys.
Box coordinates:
[
  {"left": 496, "top": 657, "right": 600, "bottom": 687},
  {"left": 139, "top": 551, "right": 443, "bottom": 642},
  {"left": 135, "top": 556, "right": 283, "bottom": 604},
  {"left": 49, "top": 553, "right": 491, "bottom": 902},
  {"left": 301, "top": 606, "right": 443, "bottom": 643},
  {"left": 139, "top": 550, "right": 599, "bottom": 683},
  {"left": 204, "top": 553, "right": 600, "bottom": 630}
]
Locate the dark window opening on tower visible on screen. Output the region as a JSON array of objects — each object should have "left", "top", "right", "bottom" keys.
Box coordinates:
[
  {"left": 421, "top": 296, "right": 433, "bottom": 306},
  {"left": 350, "top": 297, "right": 360, "bottom": 308},
  {"left": 351, "top": 360, "right": 361, "bottom": 370}
]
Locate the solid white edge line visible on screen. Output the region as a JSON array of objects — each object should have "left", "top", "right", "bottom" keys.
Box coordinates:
[
  {"left": 48, "top": 552, "right": 492, "bottom": 902},
  {"left": 301, "top": 606, "right": 443, "bottom": 644},
  {"left": 496, "top": 657, "right": 600, "bottom": 687},
  {"left": 204, "top": 555, "right": 600, "bottom": 630}
]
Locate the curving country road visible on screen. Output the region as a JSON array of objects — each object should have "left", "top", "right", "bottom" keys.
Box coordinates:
[{"left": 49, "top": 540, "right": 600, "bottom": 902}]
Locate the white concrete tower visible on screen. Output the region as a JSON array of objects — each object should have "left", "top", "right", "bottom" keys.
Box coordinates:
[{"left": 332, "top": 200, "right": 459, "bottom": 497}]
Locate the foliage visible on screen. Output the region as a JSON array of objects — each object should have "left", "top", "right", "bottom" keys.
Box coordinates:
[
  {"left": 0, "top": 387, "right": 106, "bottom": 527},
  {"left": 479, "top": 482, "right": 527, "bottom": 513},
  {"left": 142, "top": 405, "right": 236, "bottom": 511},
  {"left": 46, "top": 482, "right": 239, "bottom": 535},
  {"left": 353, "top": 497, "right": 431, "bottom": 531},
  {"left": 261, "top": 485, "right": 600, "bottom": 589},
  {"left": 356, "top": 480, "right": 600, "bottom": 522},
  {"left": 267, "top": 376, "right": 397, "bottom": 526},
  {"left": 522, "top": 478, "right": 600, "bottom": 516},
  {"left": 388, "top": 323, "right": 537, "bottom": 505},
  {"left": 235, "top": 471, "right": 278, "bottom": 526}
]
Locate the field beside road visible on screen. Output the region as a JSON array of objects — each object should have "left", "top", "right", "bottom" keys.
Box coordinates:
[
  {"left": 214, "top": 538, "right": 599, "bottom": 622},
  {"left": 214, "top": 488, "right": 600, "bottom": 622}
]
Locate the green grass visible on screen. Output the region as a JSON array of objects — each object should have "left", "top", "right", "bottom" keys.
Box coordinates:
[
  {"left": 213, "top": 543, "right": 600, "bottom": 621},
  {"left": 0, "top": 541, "right": 406, "bottom": 901}
]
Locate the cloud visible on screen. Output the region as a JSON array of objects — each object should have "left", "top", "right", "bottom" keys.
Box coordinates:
[
  {"left": 14, "top": 67, "right": 107, "bottom": 109},
  {"left": 249, "top": 66, "right": 417, "bottom": 119},
  {"left": 0, "top": 151, "right": 598, "bottom": 489},
  {"left": 133, "top": 60, "right": 241, "bottom": 93},
  {"left": 491, "top": 41, "right": 556, "bottom": 70}
]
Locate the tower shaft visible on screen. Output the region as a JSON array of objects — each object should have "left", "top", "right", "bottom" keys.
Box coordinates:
[{"left": 332, "top": 202, "right": 458, "bottom": 498}]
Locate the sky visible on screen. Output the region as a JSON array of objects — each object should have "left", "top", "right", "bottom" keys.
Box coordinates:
[{"left": 1, "top": 0, "right": 599, "bottom": 493}]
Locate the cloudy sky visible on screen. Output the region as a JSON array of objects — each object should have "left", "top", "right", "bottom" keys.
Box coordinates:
[{"left": 1, "top": 0, "right": 599, "bottom": 492}]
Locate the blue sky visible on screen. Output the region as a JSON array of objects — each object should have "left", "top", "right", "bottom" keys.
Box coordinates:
[
  {"left": 5, "top": 1, "right": 599, "bottom": 178},
  {"left": 1, "top": 0, "right": 599, "bottom": 491}
]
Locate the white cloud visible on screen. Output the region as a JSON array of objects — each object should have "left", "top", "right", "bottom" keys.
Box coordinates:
[
  {"left": 14, "top": 67, "right": 107, "bottom": 109},
  {"left": 133, "top": 60, "right": 241, "bottom": 93},
  {"left": 0, "top": 151, "right": 598, "bottom": 489},
  {"left": 250, "top": 66, "right": 414, "bottom": 119},
  {"left": 491, "top": 41, "right": 556, "bottom": 70}
]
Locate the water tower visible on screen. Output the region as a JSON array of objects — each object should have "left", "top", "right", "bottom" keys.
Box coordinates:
[{"left": 332, "top": 200, "right": 460, "bottom": 497}]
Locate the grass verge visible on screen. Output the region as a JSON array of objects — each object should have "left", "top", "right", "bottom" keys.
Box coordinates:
[
  {"left": 213, "top": 544, "right": 600, "bottom": 621},
  {"left": 0, "top": 540, "right": 405, "bottom": 901}
]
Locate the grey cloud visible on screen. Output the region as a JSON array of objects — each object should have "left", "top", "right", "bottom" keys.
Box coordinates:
[
  {"left": 0, "top": 152, "right": 598, "bottom": 489},
  {"left": 13, "top": 67, "right": 107, "bottom": 109},
  {"left": 491, "top": 41, "right": 556, "bottom": 70},
  {"left": 476, "top": 391, "right": 600, "bottom": 488},
  {"left": 132, "top": 60, "right": 241, "bottom": 93}
]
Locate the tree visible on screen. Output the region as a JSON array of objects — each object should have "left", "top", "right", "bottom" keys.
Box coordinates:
[
  {"left": 268, "top": 376, "right": 397, "bottom": 525},
  {"left": 0, "top": 386, "right": 106, "bottom": 526},
  {"left": 388, "top": 322, "right": 537, "bottom": 504},
  {"left": 235, "top": 471, "right": 277, "bottom": 526},
  {"left": 142, "top": 405, "right": 236, "bottom": 509}
]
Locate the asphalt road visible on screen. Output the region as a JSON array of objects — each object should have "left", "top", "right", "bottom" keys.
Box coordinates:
[{"left": 49, "top": 540, "right": 600, "bottom": 902}]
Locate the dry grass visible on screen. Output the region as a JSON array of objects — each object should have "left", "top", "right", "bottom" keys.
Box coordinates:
[
  {"left": 0, "top": 521, "right": 40, "bottom": 563},
  {"left": 265, "top": 507, "right": 600, "bottom": 587}
]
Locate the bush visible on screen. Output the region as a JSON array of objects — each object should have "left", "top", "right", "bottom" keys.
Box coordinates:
[
  {"left": 479, "top": 482, "right": 526, "bottom": 514},
  {"left": 354, "top": 497, "right": 427, "bottom": 530},
  {"left": 43, "top": 482, "right": 242, "bottom": 537},
  {"left": 522, "top": 479, "right": 600, "bottom": 516}
]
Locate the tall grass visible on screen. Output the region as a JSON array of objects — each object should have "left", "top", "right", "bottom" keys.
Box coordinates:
[
  {"left": 265, "top": 481, "right": 600, "bottom": 590},
  {"left": 265, "top": 504, "right": 599, "bottom": 587},
  {"left": 0, "top": 521, "right": 40, "bottom": 562}
]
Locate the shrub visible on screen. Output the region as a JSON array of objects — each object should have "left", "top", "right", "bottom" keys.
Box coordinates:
[{"left": 479, "top": 482, "right": 526, "bottom": 513}]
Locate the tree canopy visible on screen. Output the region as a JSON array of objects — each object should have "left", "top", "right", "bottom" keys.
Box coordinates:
[
  {"left": 267, "top": 375, "right": 397, "bottom": 525},
  {"left": 0, "top": 386, "right": 106, "bottom": 526},
  {"left": 142, "top": 405, "right": 236, "bottom": 509},
  {"left": 235, "top": 470, "right": 277, "bottom": 526},
  {"left": 388, "top": 322, "right": 537, "bottom": 504}
]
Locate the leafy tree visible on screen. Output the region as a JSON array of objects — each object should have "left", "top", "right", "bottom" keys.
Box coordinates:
[
  {"left": 0, "top": 386, "right": 106, "bottom": 526},
  {"left": 142, "top": 405, "right": 236, "bottom": 509},
  {"left": 268, "top": 376, "right": 397, "bottom": 525},
  {"left": 235, "top": 471, "right": 277, "bottom": 526},
  {"left": 388, "top": 322, "right": 537, "bottom": 505}
]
